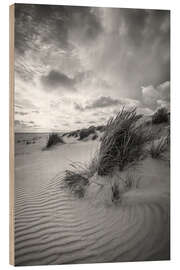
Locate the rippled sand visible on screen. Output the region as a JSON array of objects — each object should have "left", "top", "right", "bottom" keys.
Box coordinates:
[{"left": 14, "top": 134, "right": 170, "bottom": 265}]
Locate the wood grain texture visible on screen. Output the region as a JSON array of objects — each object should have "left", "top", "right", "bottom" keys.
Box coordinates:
[{"left": 9, "top": 4, "right": 15, "bottom": 266}]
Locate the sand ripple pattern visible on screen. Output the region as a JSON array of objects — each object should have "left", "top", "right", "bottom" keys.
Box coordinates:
[{"left": 15, "top": 173, "right": 170, "bottom": 266}]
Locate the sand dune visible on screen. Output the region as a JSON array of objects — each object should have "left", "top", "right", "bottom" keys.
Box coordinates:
[{"left": 14, "top": 136, "right": 170, "bottom": 265}]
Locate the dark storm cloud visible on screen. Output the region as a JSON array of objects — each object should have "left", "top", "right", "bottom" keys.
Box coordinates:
[
  {"left": 15, "top": 3, "right": 102, "bottom": 55},
  {"left": 94, "top": 8, "right": 170, "bottom": 101},
  {"left": 86, "top": 96, "right": 120, "bottom": 109},
  {"left": 15, "top": 4, "right": 170, "bottom": 99},
  {"left": 15, "top": 4, "right": 68, "bottom": 55},
  {"left": 118, "top": 9, "right": 170, "bottom": 47},
  {"left": 120, "top": 9, "right": 149, "bottom": 47},
  {"left": 41, "top": 70, "right": 101, "bottom": 92},
  {"left": 129, "top": 9, "right": 170, "bottom": 86},
  {"left": 41, "top": 70, "right": 75, "bottom": 91},
  {"left": 14, "top": 4, "right": 170, "bottom": 131}
]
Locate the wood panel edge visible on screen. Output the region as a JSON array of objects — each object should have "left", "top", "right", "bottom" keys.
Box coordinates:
[{"left": 9, "top": 4, "right": 15, "bottom": 266}]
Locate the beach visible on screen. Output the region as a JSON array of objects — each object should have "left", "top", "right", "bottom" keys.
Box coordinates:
[{"left": 14, "top": 132, "right": 170, "bottom": 265}]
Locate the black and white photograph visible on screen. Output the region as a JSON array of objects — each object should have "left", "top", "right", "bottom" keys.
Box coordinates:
[{"left": 12, "top": 3, "right": 170, "bottom": 266}]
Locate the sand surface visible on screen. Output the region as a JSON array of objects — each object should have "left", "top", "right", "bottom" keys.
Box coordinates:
[{"left": 14, "top": 133, "right": 170, "bottom": 265}]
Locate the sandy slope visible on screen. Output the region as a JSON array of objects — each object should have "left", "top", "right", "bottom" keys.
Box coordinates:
[{"left": 14, "top": 135, "right": 170, "bottom": 265}]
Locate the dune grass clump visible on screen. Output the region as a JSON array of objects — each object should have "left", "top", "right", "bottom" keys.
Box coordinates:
[
  {"left": 149, "top": 137, "right": 168, "bottom": 159},
  {"left": 63, "top": 170, "right": 88, "bottom": 198},
  {"left": 66, "top": 130, "right": 80, "bottom": 138},
  {"left": 79, "top": 126, "right": 95, "bottom": 140},
  {"left": 152, "top": 107, "right": 169, "bottom": 124},
  {"left": 63, "top": 161, "right": 98, "bottom": 198},
  {"left": 96, "top": 125, "right": 105, "bottom": 132},
  {"left": 63, "top": 107, "right": 158, "bottom": 199},
  {"left": 92, "top": 134, "right": 98, "bottom": 140},
  {"left": 46, "top": 133, "right": 64, "bottom": 148},
  {"left": 97, "top": 107, "right": 154, "bottom": 176}
]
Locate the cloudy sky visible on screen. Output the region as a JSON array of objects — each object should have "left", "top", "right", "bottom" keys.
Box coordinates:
[{"left": 14, "top": 4, "right": 170, "bottom": 132}]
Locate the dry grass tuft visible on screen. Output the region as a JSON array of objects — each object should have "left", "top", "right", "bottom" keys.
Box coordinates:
[
  {"left": 152, "top": 107, "right": 169, "bottom": 124},
  {"left": 79, "top": 126, "right": 95, "bottom": 140},
  {"left": 149, "top": 137, "right": 169, "bottom": 159},
  {"left": 46, "top": 133, "right": 64, "bottom": 148},
  {"left": 63, "top": 160, "right": 98, "bottom": 198},
  {"left": 97, "top": 107, "right": 154, "bottom": 176}
]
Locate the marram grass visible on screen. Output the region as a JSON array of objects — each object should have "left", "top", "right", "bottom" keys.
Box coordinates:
[
  {"left": 97, "top": 107, "right": 154, "bottom": 175},
  {"left": 63, "top": 107, "right": 155, "bottom": 198}
]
